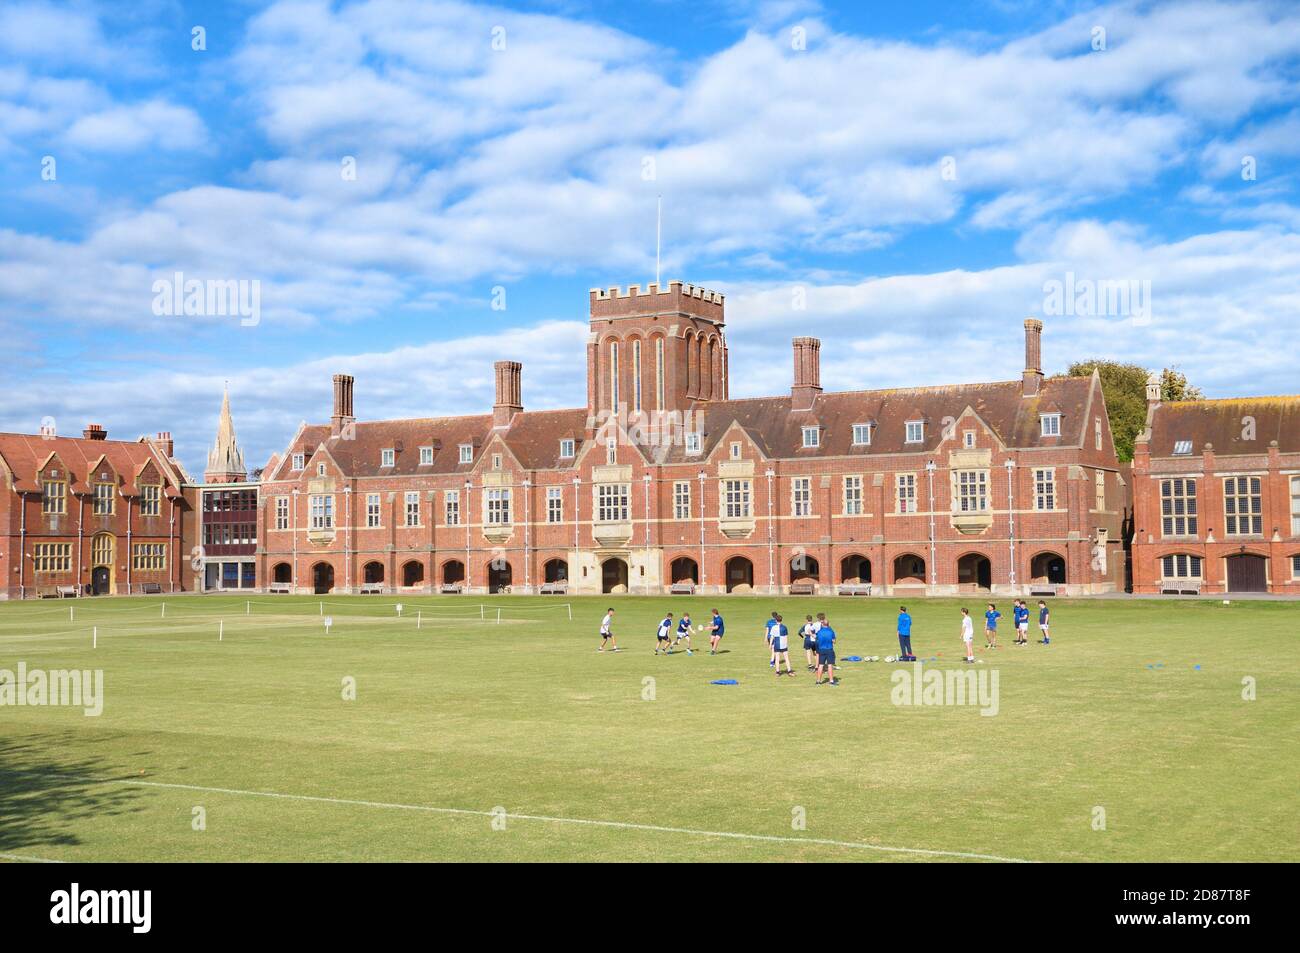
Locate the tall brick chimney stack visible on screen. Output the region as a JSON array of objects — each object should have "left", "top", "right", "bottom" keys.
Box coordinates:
[
  {"left": 791, "top": 337, "right": 822, "bottom": 410},
  {"left": 154, "top": 432, "right": 174, "bottom": 458},
  {"left": 1022, "top": 319, "right": 1044, "bottom": 397},
  {"left": 331, "top": 374, "right": 355, "bottom": 437},
  {"left": 83, "top": 423, "right": 107, "bottom": 440},
  {"left": 493, "top": 361, "right": 523, "bottom": 428}
]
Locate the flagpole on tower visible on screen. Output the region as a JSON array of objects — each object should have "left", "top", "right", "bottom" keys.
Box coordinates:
[{"left": 656, "top": 194, "right": 662, "bottom": 287}]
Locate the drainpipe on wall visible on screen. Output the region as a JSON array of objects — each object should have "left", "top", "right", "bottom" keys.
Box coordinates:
[
  {"left": 169, "top": 498, "right": 176, "bottom": 593},
  {"left": 77, "top": 495, "right": 85, "bottom": 595},
  {"left": 523, "top": 478, "right": 531, "bottom": 593},
  {"left": 291, "top": 488, "right": 299, "bottom": 591},
  {"left": 1005, "top": 458, "right": 1017, "bottom": 592},
  {"left": 19, "top": 491, "right": 27, "bottom": 599},
  {"left": 925, "top": 461, "right": 937, "bottom": 589},
  {"left": 126, "top": 490, "right": 133, "bottom": 594},
  {"left": 344, "top": 486, "right": 352, "bottom": 594},
  {"left": 766, "top": 468, "right": 775, "bottom": 594},
  {"left": 698, "top": 470, "right": 706, "bottom": 589},
  {"left": 464, "top": 480, "right": 472, "bottom": 591}
]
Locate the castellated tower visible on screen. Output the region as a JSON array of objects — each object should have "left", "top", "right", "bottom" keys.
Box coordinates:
[{"left": 586, "top": 281, "right": 728, "bottom": 425}]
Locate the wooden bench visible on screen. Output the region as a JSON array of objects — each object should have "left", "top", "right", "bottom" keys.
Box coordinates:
[
  {"left": 1160, "top": 582, "right": 1202, "bottom": 595},
  {"left": 36, "top": 586, "right": 60, "bottom": 599},
  {"left": 788, "top": 581, "right": 816, "bottom": 595},
  {"left": 440, "top": 583, "right": 464, "bottom": 594},
  {"left": 267, "top": 583, "right": 292, "bottom": 594},
  {"left": 138, "top": 582, "right": 162, "bottom": 595},
  {"left": 539, "top": 582, "right": 568, "bottom": 595},
  {"left": 669, "top": 582, "right": 696, "bottom": 595},
  {"left": 359, "top": 583, "right": 385, "bottom": 595},
  {"left": 837, "top": 583, "right": 873, "bottom": 596},
  {"left": 1028, "top": 584, "right": 1059, "bottom": 597},
  {"left": 56, "top": 585, "right": 80, "bottom": 598}
]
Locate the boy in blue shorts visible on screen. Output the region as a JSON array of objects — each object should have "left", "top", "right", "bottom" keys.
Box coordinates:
[
  {"left": 708, "top": 609, "right": 725, "bottom": 654},
  {"left": 765, "top": 611, "right": 779, "bottom": 667},
  {"left": 771, "top": 614, "right": 793, "bottom": 675},
  {"left": 1038, "top": 601, "right": 1051, "bottom": 645},
  {"left": 984, "top": 603, "right": 1001, "bottom": 649},
  {"left": 814, "top": 621, "right": 838, "bottom": 686},
  {"left": 673, "top": 611, "right": 695, "bottom": 655},
  {"left": 655, "top": 611, "right": 673, "bottom": 655}
]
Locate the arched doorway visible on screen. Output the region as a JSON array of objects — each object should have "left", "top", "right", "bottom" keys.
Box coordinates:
[
  {"left": 441, "top": 559, "right": 465, "bottom": 588},
  {"left": 670, "top": 556, "right": 699, "bottom": 586},
  {"left": 312, "top": 562, "right": 334, "bottom": 595},
  {"left": 893, "top": 553, "right": 926, "bottom": 585},
  {"left": 1030, "top": 551, "right": 1067, "bottom": 585},
  {"left": 725, "top": 556, "right": 754, "bottom": 592},
  {"left": 363, "top": 561, "right": 385, "bottom": 585},
  {"left": 91, "top": 532, "right": 115, "bottom": 595},
  {"left": 1225, "top": 553, "right": 1268, "bottom": 592},
  {"left": 601, "top": 558, "right": 629, "bottom": 594},
  {"left": 543, "top": 558, "right": 568, "bottom": 584},
  {"left": 840, "top": 553, "right": 871, "bottom": 584},
  {"left": 957, "top": 553, "right": 992, "bottom": 590},
  {"left": 273, "top": 562, "right": 292, "bottom": 584},
  {"left": 790, "top": 553, "right": 820, "bottom": 582},
  {"left": 487, "top": 559, "right": 513, "bottom": 593},
  {"left": 401, "top": 561, "right": 424, "bottom": 587}
]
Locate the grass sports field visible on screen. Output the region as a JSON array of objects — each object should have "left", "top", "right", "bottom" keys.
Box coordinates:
[{"left": 0, "top": 594, "right": 1295, "bottom": 863}]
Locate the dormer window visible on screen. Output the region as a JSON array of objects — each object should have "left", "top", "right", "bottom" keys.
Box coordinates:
[
  {"left": 851, "top": 423, "right": 872, "bottom": 446},
  {"left": 459, "top": 444, "right": 473, "bottom": 464},
  {"left": 559, "top": 439, "right": 575, "bottom": 458},
  {"left": 291, "top": 453, "right": 305, "bottom": 471},
  {"left": 905, "top": 421, "right": 924, "bottom": 444},
  {"left": 1173, "top": 440, "right": 1193, "bottom": 455},
  {"left": 685, "top": 433, "right": 702, "bottom": 455},
  {"left": 1040, "top": 414, "right": 1061, "bottom": 437},
  {"left": 419, "top": 446, "right": 433, "bottom": 466},
  {"left": 801, "top": 426, "right": 820, "bottom": 449},
  {"left": 381, "top": 448, "right": 395, "bottom": 467}
]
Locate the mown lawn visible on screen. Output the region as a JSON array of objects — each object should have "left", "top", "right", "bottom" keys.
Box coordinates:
[{"left": 1, "top": 594, "right": 1295, "bottom": 862}]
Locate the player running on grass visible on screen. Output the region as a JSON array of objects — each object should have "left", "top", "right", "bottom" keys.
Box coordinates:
[
  {"left": 598, "top": 608, "right": 620, "bottom": 652},
  {"left": 960, "top": 607, "right": 975, "bottom": 663},
  {"left": 814, "top": 619, "right": 838, "bottom": 686},
  {"left": 771, "top": 614, "right": 794, "bottom": 675},
  {"left": 800, "top": 614, "right": 818, "bottom": 670},
  {"left": 673, "top": 612, "right": 695, "bottom": 655},
  {"left": 655, "top": 611, "right": 673, "bottom": 655},
  {"left": 708, "top": 609, "right": 725, "bottom": 654}
]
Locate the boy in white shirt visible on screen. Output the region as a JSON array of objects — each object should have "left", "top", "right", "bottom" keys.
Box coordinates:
[
  {"left": 960, "top": 607, "right": 975, "bottom": 663},
  {"left": 598, "top": 608, "right": 619, "bottom": 652}
]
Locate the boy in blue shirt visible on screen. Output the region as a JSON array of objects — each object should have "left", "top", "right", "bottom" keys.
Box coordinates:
[
  {"left": 708, "top": 609, "right": 725, "bottom": 654},
  {"left": 673, "top": 611, "right": 695, "bottom": 655},
  {"left": 765, "top": 611, "right": 780, "bottom": 667},
  {"left": 814, "top": 622, "right": 838, "bottom": 686},
  {"left": 897, "top": 606, "right": 914, "bottom": 660},
  {"left": 984, "top": 603, "right": 1001, "bottom": 649},
  {"left": 771, "top": 614, "right": 793, "bottom": 675}
]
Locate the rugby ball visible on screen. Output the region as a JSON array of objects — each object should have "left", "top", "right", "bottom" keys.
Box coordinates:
[{"left": 885, "top": 655, "right": 896, "bottom": 663}]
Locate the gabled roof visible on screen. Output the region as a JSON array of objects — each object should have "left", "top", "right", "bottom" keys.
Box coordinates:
[
  {"left": 0, "top": 432, "right": 184, "bottom": 495},
  {"left": 1145, "top": 396, "right": 1300, "bottom": 457}
]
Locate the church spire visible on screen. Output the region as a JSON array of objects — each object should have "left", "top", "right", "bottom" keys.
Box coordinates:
[{"left": 204, "top": 383, "right": 247, "bottom": 483}]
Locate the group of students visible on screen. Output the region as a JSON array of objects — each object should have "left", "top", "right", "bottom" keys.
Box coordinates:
[{"left": 596, "top": 600, "right": 1052, "bottom": 678}]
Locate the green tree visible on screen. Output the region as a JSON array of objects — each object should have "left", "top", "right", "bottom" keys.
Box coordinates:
[{"left": 1061, "top": 361, "right": 1202, "bottom": 462}]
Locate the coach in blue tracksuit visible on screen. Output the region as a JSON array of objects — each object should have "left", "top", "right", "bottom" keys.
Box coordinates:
[{"left": 897, "top": 606, "right": 914, "bottom": 659}]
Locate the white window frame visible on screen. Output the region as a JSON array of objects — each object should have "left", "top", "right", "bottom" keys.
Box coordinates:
[
  {"left": 444, "top": 490, "right": 460, "bottom": 526},
  {"left": 843, "top": 475, "right": 863, "bottom": 515},
  {"left": 291, "top": 453, "right": 305, "bottom": 471},
  {"left": 801, "top": 426, "right": 820, "bottom": 449},
  {"left": 1161, "top": 553, "right": 1202, "bottom": 579},
  {"left": 955, "top": 470, "right": 988, "bottom": 513},
  {"left": 963, "top": 430, "right": 976, "bottom": 448},
  {"left": 419, "top": 446, "right": 433, "bottom": 466},
  {"left": 1224, "top": 476, "right": 1263, "bottom": 536},
  {"left": 275, "top": 496, "right": 289, "bottom": 530},
  {"left": 485, "top": 487, "right": 511, "bottom": 526},
  {"left": 673, "top": 481, "right": 691, "bottom": 520},
  {"left": 381, "top": 448, "right": 395, "bottom": 467},
  {"left": 791, "top": 477, "right": 811, "bottom": 517},
  {"left": 722, "top": 479, "right": 752, "bottom": 519},
  {"left": 309, "top": 494, "right": 334, "bottom": 530},
  {"left": 1034, "top": 468, "right": 1055, "bottom": 511},
  {"left": 851, "top": 423, "right": 872, "bottom": 446},
  {"left": 459, "top": 444, "right": 473, "bottom": 464},
  {"left": 905, "top": 421, "right": 924, "bottom": 444},
  {"left": 317, "top": 463, "right": 326, "bottom": 477},
  {"left": 492, "top": 453, "right": 502, "bottom": 470},
  {"left": 405, "top": 491, "right": 420, "bottom": 526},
  {"left": 1291, "top": 476, "right": 1300, "bottom": 537},
  {"left": 595, "top": 483, "right": 630, "bottom": 523},
  {"left": 897, "top": 473, "right": 917, "bottom": 513},
  {"left": 730, "top": 441, "right": 741, "bottom": 459},
  {"left": 606, "top": 439, "right": 617, "bottom": 465},
  {"left": 685, "top": 432, "right": 702, "bottom": 455},
  {"left": 366, "top": 493, "right": 381, "bottom": 528},
  {"left": 1040, "top": 414, "right": 1061, "bottom": 437},
  {"left": 559, "top": 439, "right": 575, "bottom": 459},
  {"left": 546, "top": 487, "right": 563, "bottom": 523}
]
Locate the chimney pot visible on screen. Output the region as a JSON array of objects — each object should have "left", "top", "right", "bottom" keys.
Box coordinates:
[
  {"left": 331, "top": 373, "right": 355, "bottom": 436},
  {"left": 494, "top": 361, "right": 523, "bottom": 428},
  {"left": 791, "top": 337, "right": 822, "bottom": 410},
  {"left": 83, "top": 423, "right": 107, "bottom": 440},
  {"left": 1022, "top": 319, "right": 1044, "bottom": 397}
]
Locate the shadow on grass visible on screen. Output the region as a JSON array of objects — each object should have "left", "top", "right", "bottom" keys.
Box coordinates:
[{"left": 0, "top": 733, "right": 145, "bottom": 853}]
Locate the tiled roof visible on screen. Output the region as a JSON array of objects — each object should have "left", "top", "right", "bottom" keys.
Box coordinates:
[
  {"left": 0, "top": 433, "right": 184, "bottom": 495},
  {"left": 1145, "top": 396, "right": 1300, "bottom": 457},
  {"left": 265, "top": 376, "right": 1097, "bottom": 479}
]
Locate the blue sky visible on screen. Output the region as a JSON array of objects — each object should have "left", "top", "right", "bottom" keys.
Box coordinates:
[{"left": 2, "top": 0, "right": 1298, "bottom": 479}]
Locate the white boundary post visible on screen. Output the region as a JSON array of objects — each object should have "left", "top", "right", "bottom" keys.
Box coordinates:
[
  {"left": 93, "top": 626, "right": 97, "bottom": 649},
  {"left": 219, "top": 620, "right": 224, "bottom": 642}
]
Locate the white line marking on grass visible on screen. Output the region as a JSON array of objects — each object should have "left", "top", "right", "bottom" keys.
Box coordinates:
[
  {"left": 103, "top": 779, "right": 1034, "bottom": 862},
  {"left": 0, "top": 852, "right": 64, "bottom": 863}
]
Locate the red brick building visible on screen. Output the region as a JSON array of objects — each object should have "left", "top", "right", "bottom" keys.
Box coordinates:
[
  {"left": 1132, "top": 385, "right": 1300, "bottom": 594},
  {"left": 0, "top": 424, "right": 193, "bottom": 598},
  {"left": 255, "top": 281, "right": 1127, "bottom": 596}
]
